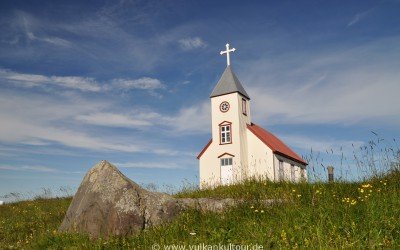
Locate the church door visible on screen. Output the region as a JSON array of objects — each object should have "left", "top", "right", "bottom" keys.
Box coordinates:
[{"left": 220, "top": 158, "right": 233, "bottom": 185}]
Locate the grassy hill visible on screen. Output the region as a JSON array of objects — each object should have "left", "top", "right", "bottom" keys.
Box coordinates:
[{"left": 0, "top": 170, "right": 399, "bottom": 249}]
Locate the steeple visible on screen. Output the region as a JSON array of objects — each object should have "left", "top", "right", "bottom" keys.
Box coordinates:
[{"left": 210, "top": 65, "right": 250, "bottom": 99}]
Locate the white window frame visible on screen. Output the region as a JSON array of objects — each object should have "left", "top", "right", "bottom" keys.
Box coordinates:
[
  {"left": 220, "top": 158, "right": 233, "bottom": 166},
  {"left": 220, "top": 124, "right": 231, "bottom": 144}
]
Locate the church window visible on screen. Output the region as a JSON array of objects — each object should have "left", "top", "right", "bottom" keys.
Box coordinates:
[
  {"left": 242, "top": 98, "right": 247, "bottom": 115},
  {"left": 220, "top": 158, "right": 233, "bottom": 166},
  {"left": 291, "top": 164, "right": 295, "bottom": 182},
  {"left": 219, "top": 122, "right": 232, "bottom": 144},
  {"left": 278, "top": 160, "right": 284, "bottom": 181},
  {"left": 300, "top": 168, "right": 305, "bottom": 180}
]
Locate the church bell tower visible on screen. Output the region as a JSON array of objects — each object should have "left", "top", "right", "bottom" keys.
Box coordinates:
[
  {"left": 207, "top": 43, "right": 252, "bottom": 185},
  {"left": 198, "top": 43, "right": 308, "bottom": 189}
]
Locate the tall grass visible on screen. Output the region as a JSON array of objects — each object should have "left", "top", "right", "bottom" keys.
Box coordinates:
[
  {"left": 0, "top": 137, "right": 399, "bottom": 248},
  {"left": 0, "top": 170, "right": 398, "bottom": 248}
]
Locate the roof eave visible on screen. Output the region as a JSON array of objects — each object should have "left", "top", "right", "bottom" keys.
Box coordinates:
[
  {"left": 197, "top": 139, "right": 212, "bottom": 159},
  {"left": 210, "top": 91, "right": 251, "bottom": 100},
  {"left": 274, "top": 151, "right": 308, "bottom": 166}
]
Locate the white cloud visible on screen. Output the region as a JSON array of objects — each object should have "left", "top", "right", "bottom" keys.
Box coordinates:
[
  {"left": 163, "top": 101, "right": 211, "bottom": 134},
  {"left": 0, "top": 69, "right": 166, "bottom": 94},
  {"left": 50, "top": 76, "right": 102, "bottom": 92},
  {"left": 110, "top": 77, "right": 165, "bottom": 90},
  {"left": 243, "top": 36, "right": 400, "bottom": 126},
  {"left": 72, "top": 101, "right": 211, "bottom": 135},
  {"left": 116, "top": 161, "right": 183, "bottom": 169},
  {"left": 0, "top": 113, "right": 144, "bottom": 153},
  {"left": 0, "top": 165, "right": 59, "bottom": 173},
  {"left": 0, "top": 91, "right": 150, "bottom": 153},
  {"left": 178, "top": 37, "right": 207, "bottom": 50},
  {"left": 0, "top": 69, "right": 102, "bottom": 92},
  {"left": 76, "top": 113, "right": 152, "bottom": 127}
]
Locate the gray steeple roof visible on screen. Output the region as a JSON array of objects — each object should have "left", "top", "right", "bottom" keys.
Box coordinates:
[{"left": 210, "top": 66, "right": 250, "bottom": 99}]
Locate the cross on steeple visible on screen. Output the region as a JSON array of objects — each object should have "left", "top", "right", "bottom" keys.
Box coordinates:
[{"left": 220, "top": 43, "right": 236, "bottom": 66}]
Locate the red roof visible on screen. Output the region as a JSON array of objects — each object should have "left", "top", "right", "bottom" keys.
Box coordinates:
[
  {"left": 247, "top": 123, "right": 307, "bottom": 165},
  {"left": 197, "top": 124, "right": 307, "bottom": 165},
  {"left": 197, "top": 139, "right": 212, "bottom": 159}
]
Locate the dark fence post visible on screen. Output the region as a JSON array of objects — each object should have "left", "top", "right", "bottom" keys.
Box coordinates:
[{"left": 327, "top": 166, "right": 334, "bottom": 182}]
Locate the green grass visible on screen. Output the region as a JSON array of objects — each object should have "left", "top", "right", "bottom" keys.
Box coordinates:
[{"left": 1, "top": 170, "right": 399, "bottom": 249}]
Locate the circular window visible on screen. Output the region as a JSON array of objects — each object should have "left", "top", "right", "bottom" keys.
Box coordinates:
[{"left": 220, "top": 101, "right": 230, "bottom": 112}]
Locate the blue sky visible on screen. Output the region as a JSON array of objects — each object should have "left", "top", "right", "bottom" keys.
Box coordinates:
[{"left": 1, "top": 0, "right": 399, "bottom": 200}]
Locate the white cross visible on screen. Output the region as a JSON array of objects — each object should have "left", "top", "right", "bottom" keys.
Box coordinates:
[{"left": 220, "top": 43, "right": 236, "bottom": 66}]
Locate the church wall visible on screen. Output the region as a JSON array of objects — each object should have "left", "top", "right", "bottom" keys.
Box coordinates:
[
  {"left": 246, "top": 129, "right": 275, "bottom": 181},
  {"left": 236, "top": 94, "right": 251, "bottom": 178},
  {"left": 199, "top": 142, "right": 220, "bottom": 189},
  {"left": 274, "top": 154, "right": 307, "bottom": 182}
]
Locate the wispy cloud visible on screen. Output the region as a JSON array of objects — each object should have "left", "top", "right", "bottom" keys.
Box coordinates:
[
  {"left": 1, "top": 9, "right": 208, "bottom": 72},
  {"left": 347, "top": 9, "right": 374, "bottom": 27},
  {"left": 0, "top": 165, "right": 59, "bottom": 173},
  {"left": 25, "top": 30, "right": 72, "bottom": 47},
  {"left": 76, "top": 113, "right": 152, "bottom": 127},
  {"left": 116, "top": 161, "right": 183, "bottom": 169},
  {"left": 50, "top": 76, "right": 102, "bottom": 92},
  {"left": 178, "top": 37, "right": 207, "bottom": 50},
  {"left": 110, "top": 77, "right": 165, "bottom": 90},
  {"left": 74, "top": 102, "right": 211, "bottom": 135},
  {"left": 0, "top": 69, "right": 165, "bottom": 94},
  {"left": 0, "top": 69, "right": 102, "bottom": 92},
  {"left": 0, "top": 117, "right": 144, "bottom": 153},
  {"left": 0, "top": 91, "right": 168, "bottom": 154},
  {"left": 244, "top": 36, "right": 400, "bottom": 126},
  {"left": 163, "top": 101, "right": 211, "bottom": 134}
]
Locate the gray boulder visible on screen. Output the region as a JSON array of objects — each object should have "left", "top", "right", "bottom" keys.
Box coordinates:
[
  {"left": 59, "top": 160, "right": 183, "bottom": 238},
  {"left": 59, "top": 160, "right": 277, "bottom": 238}
]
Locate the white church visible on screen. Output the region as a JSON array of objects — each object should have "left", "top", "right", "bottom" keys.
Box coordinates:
[{"left": 197, "top": 44, "right": 307, "bottom": 188}]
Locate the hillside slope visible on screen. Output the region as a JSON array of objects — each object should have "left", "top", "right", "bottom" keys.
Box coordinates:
[{"left": 0, "top": 170, "right": 399, "bottom": 249}]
